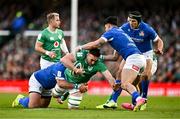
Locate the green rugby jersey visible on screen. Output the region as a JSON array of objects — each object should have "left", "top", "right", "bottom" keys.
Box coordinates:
[
  {"left": 64, "top": 50, "right": 107, "bottom": 84},
  {"left": 37, "top": 28, "right": 64, "bottom": 62}
]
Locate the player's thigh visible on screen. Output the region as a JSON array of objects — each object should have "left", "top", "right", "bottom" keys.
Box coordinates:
[
  {"left": 40, "top": 96, "right": 51, "bottom": 108},
  {"left": 121, "top": 69, "right": 138, "bottom": 84},
  {"left": 116, "top": 59, "right": 125, "bottom": 79},
  {"left": 29, "top": 92, "right": 42, "bottom": 108},
  {"left": 28, "top": 74, "right": 44, "bottom": 108},
  {"left": 122, "top": 54, "right": 146, "bottom": 83}
]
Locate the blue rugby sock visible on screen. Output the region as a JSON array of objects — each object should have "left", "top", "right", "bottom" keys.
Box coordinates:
[
  {"left": 19, "top": 97, "right": 29, "bottom": 108},
  {"left": 132, "top": 91, "right": 140, "bottom": 103},
  {"left": 141, "top": 80, "right": 149, "bottom": 99},
  {"left": 111, "top": 88, "right": 122, "bottom": 102},
  {"left": 109, "top": 80, "right": 122, "bottom": 103},
  {"left": 132, "top": 96, "right": 136, "bottom": 105}
]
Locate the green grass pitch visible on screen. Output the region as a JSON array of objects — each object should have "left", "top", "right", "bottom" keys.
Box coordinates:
[{"left": 0, "top": 93, "right": 179, "bottom": 119}]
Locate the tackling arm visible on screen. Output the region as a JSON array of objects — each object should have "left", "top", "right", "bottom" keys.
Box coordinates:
[
  {"left": 80, "top": 38, "right": 106, "bottom": 50},
  {"left": 102, "top": 50, "right": 120, "bottom": 61}
]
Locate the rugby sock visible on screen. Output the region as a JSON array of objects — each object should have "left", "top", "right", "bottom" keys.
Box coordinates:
[
  {"left": 132, "top": 91, "right": 140, "bottom": 103},
  {"left": 111, "top": 88, "right": 122, "bottom": 102},
  {"left": 109, "top": 80, "right": 122, "bottom": 103},
  {"left": 141, "top": 80, "right": 149, "bottom": 99},
  {"left": 19, "top": 97, "right": 29, "bottom": 108},
  {"left": 132, "top": 96, "right": 136, "bottom": 105}
]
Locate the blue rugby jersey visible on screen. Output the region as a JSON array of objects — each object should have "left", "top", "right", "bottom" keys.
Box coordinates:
[
  {"left": 120, "top": 21, "right": 158, "bottom": 53},
  {"left": 101, "top": 27, "right": 141, "bottom": 60},
  {"left": 34, "top": 62, "right": 66, "bottom": 89}
]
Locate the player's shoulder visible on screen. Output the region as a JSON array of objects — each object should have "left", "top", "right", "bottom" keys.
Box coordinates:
[
  {"left": 140, "top": 22, "right": 154, "bottom": 30},
  {"left": 56, "top": 29, "right": 64, "bottom": 33},
  {"left": 140, "top": 22, "right": 156, "bottom": 34},
  {"left": 121, "top": 22, "right": 129, "bottom": 28},
  {"left": 39, "top": 28, "right": 49, "bottom": 35}
]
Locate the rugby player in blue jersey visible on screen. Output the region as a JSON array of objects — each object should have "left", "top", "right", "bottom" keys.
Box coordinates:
[
  {"left": 76, "top": 16, "right": 147, "bottom": 111},
  {"left": 11, "top": 49, "right": 118, "bottom": 108},
  {"left": 96, "top": 11, "right": 164, "bottom": 110}
]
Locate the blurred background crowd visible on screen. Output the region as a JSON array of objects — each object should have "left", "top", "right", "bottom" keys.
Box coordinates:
[{"left": 0, "top": 0, "right": 179, "bottom": 82}]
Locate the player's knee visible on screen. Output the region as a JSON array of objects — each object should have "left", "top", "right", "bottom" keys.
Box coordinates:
[
  {"left": 28, "top": 103, "right": 41, "bottom": 108},
  {"left": 121, "top": 81, "right": 128, "bottom": 90},
  {"left": 68, "top": 91, "right": 83, "bottom": 109}
]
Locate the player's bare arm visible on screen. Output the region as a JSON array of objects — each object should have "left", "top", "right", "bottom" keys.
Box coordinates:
[
  {"left": 35, "top": 41, "right": 56, "bottom": 58},
  {"left": 77, "top": 38, "right": 105, "bottom": 51},
  {"left": 60, "top": 53, "right": 84, "bottom": 75},
  {"left": 102, "top": 50, "right": 120, "bottom": 61},
  {"left": 154, "top": 37, "right": 164, "bottom": 55},
  {"left": 101, "top": 70, "right": 120, "bottom": 90},
  {"left": 56, "top": 80, "right": 87, "bottom": 93}
]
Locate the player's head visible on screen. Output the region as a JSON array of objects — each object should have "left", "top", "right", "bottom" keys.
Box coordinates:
[
  {"left": 104, "top": 16, "right": 118, "bottom": 31},
  {"left": 128, "top": 11, "right": 142, "bottom": 29},
  {"left": 87, "top": 49, "right": 101, "bottom": 65},
  {"left": 47, "top": 12, "right": 61, "bottom": 28}
]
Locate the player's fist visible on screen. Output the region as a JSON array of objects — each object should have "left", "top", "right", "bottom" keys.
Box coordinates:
[
  {"left": 154, "top": 49, "right": 163, "bottom": 55},
  {"left": 45, "top": 51, "right": 56, "bottom": 58},
  {"left": 73, "top": 67, "right": 85, "bottom": 75},
  {"left": 78, "top": 83, "right": 88, "bottom": 93}
]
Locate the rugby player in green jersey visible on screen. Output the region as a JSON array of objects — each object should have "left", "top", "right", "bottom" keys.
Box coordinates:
[
  {"left": 35, "top": 12, "right": 69, "bottom": 69},
  {"left": 52, "top": 49, "right": 119, "bottom": 109}
]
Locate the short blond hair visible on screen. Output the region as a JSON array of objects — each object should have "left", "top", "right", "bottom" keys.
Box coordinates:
[{"left": 47, "top": 12, "right": 59, "bottom": 24}]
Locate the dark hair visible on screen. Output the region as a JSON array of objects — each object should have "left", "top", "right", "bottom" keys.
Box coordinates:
[
  {"left": 89, "top": 49, "right": 101, "bottom": 57},
  {"left": 128, "top": 11, "right": 142, "bottom": 24},
  {"left": 104, "top": 16, "right": 118, "bottom": 26}
]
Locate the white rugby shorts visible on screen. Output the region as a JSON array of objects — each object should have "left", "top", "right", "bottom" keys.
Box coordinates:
[
  {"left": 29, "top": 74, "right": 52, "bottom": 97},
  {"left": 123, "top": 54, "right": 146, "bottom": 73}
]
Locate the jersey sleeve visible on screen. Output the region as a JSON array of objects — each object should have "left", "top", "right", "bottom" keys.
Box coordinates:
[
  {"left": 37, "top": 32, "right": 45, "bottom": 43},
  {"left": 101, "top": 30, "right": 113, "bottom": 42},
  {"left": 95, "top": 61, "right": 107, "bottom": 73},
  {"left": 147, "top": 25, "right": 158, "bottom": 42}
]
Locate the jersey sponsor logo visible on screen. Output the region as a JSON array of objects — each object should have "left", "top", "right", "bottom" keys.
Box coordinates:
[
  {"left": 131, "top": 37, "right": 144, "bottom": 42},
  {"left": 54, "top": 41, "right": 59, "bottom": 47},
  {"left": 132, "top": 65, "right": 140, "bottom": 71},
  {"left": 139, "top": 31, "right": 144, "bottom": 36}
]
